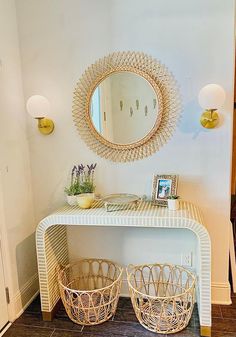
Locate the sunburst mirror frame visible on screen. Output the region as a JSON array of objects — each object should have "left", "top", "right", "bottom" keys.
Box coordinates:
[{"left": 72, "top": 51, "right": 181, "bottom": 162}]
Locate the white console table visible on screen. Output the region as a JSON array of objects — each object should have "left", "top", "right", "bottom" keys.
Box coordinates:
[{"left": 36, "top": 200, "right": 211, "bottom": 336}]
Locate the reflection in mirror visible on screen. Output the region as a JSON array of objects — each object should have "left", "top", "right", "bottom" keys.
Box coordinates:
[{"left": 90, "top": 72, "right": 159, "bottom": 144}]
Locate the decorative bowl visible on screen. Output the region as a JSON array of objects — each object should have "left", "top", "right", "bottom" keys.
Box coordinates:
[
  {"left": 66, "top": 195, "right": 78, "bottom": 206},
  {"left": 102, "top": 193, "right": 140, "bottom": 212}
]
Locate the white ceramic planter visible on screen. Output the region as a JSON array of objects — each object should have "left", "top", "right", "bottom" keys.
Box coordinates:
[
  {"left": 66, "top": 195, "right": 78, "bottom": 206},
  {"left": 77, "top": 193, "right": 95, "bottom": 209},
  {"left": 167, "top": 199, "right": 179, "bottom": 211}
]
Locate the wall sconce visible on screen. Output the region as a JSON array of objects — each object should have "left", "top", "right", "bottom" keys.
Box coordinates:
[
  {"left": 198, "top": 84, "right": 226, "bottom": 129},
  {"left": 26, "top": 95, "right": 54, "bottom": 135}
]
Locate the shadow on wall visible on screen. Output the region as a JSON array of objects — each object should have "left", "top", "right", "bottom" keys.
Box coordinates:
[
  {"left": 16, "top": 232, "right": 38, "bottom": 307},
  {"left": 179, "top": 101, "right": 204, "bottom": 139}
]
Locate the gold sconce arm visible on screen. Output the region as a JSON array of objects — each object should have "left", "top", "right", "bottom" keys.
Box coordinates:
[
  {"left": 200, "top": 109, "right": 219, "bottom": 129},
  {"left": 36, "top": 117, "right": 54, "bottom": 135}
]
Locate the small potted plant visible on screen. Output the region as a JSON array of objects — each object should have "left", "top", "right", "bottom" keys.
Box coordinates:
[
  {"left": 167, "top": 195, "right": 180, "bottom": 211},
  {"left": 65, "top": 164, "right": 97, "bottom": 207},
  {"left": 76, "top": 163, "right": 97, "bottom": 209},
  {"left": 64, "top": 165, "right": 80, "bottom": 206}
]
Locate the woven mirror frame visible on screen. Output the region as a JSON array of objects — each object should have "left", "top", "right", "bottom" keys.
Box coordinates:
[{"left": 72, "top": 51, "right": 181, "bottom": 162}]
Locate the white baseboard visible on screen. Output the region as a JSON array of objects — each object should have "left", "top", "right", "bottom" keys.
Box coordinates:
[
  {"left": 120, "top": 279, "right": 130, "bottom": 297},
  {"left": 12, "top": 273, "right": 39, "bottom": 320},
  {"left": 0, "top": 323, "right": 12, "bottom": 337},
  {"left": 121, "top": 279, "right": 232, "bottom": 305},
  {"left": 211, "top": 281, "right": 232, "bottom": 305}
]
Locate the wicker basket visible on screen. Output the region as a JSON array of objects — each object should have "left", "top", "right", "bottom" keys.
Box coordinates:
[
  {"left": 58, "top": 258, "right": 123, "bottom": 325},
  {"left": 127, "top": 263, "right": 196, "bottom": 334}
]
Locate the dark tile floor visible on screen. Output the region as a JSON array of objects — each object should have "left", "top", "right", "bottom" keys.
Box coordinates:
[{"left": 3, "top": 294, "right": 236, "bottom": 337}]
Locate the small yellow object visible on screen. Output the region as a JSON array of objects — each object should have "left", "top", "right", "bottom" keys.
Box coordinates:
[
  {"left": 37, "top": 117, "right": 54, "bottom": 135},
  {"left": 200, "top": 109, "right": 219, "bottom": 129},
  {"left": 77, "top": 194, "right": 94, "bottom": 209}
]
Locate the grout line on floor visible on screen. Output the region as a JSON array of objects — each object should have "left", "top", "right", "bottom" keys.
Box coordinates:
[
  {"left": 49, "top": 328, "right": 55, "bottom": 337},
  {"left": 13, "top": 323, "right": 54, "bottom": 331},
  {"left": 104, "top": 320, "right": 140, "bottom": 325},
  {"left": 47, "top": 328, "right": 84, "bottom": 333},
  {"left": 212, "top": 329, "right": 236, "bottom": 334},
  {"left": 219, "top": 304, "right": 223, "bottom": 319},
  {"left": 13, "top": 322, "right": 83, "bottom": 333}
]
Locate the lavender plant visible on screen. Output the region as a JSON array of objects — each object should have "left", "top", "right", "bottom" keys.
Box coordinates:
[
  {"left": 78, "top": 163, "right": 96, "bottom": 194},
  {"left": 64, "top": 164, "right": 96, "bottom": 195},
  {"left": 64, "top": 165, "right": 79, "bottom": 196}
]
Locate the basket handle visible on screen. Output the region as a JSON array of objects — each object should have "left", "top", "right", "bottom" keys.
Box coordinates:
[
  {"left": 126, "top": 264, "right": 135, "bottom": 278},
  {"left": 56, "top": 263, "right": 66, "bottom": 275}
]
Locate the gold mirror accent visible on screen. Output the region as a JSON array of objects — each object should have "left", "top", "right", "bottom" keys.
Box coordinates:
[{"left": 73, "top": 51, "right": 181, "bottom": 162}]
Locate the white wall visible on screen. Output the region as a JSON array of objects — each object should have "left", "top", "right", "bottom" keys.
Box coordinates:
[
  {"left": 0, "top": 0, "right": 38, "bottom": 320},
  {"left": 16, "top": 0, "right": 235, "bottom": 303}
]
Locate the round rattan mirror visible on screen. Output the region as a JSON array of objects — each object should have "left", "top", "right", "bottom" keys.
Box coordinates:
[{"left": 73, "top": 51, "right": 181, "bottom": 162}]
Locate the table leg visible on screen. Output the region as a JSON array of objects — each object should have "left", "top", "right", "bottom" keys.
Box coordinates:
[
  {"left": 42, "top": 299, "right": 62, "bottom": 321},
  {"left": 200, "top": 326, "right": 211, "bottom": 337},
  {"left": 36, "top": 225, "right": 68, "bottom": 321},
  {"left": 196, "top": 228, "right": 211, "bottom": 334}
]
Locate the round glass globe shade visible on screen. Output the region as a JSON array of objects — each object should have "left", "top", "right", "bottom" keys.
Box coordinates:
[
  {"left": 26, "top": 95, "right": 50, "bottom": 118},
  {"left": 198, "top": 84, "right": 225, "bottom": 110}
]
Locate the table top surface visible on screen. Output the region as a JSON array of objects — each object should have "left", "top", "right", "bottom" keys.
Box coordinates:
[{"left": 39, "top": 200, "right": 204, "bottom": 226}]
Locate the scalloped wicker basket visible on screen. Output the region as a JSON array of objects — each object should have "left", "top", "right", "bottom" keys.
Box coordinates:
[
  {"left": 127, "top": 263, "right": 196, "bottom": 334},
  {"left": 58, "top": 258, "right": 123, "bottom": 325}
]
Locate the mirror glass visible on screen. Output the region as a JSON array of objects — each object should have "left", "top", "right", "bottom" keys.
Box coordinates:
[{"left": 90, "top": 72, "right": 159, "bottom": 144}]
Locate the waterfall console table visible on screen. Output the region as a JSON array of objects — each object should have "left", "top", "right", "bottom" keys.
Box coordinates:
[{"left": 36, "top": 200, "right": 211, "bottom": 336}]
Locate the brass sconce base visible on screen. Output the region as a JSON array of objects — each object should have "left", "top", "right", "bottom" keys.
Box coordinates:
[
  {"left": 36, "top": 117, "right": 54, "bottom": 135},
  {"left": 200, "top": 109, "right": 219, "bottom": 129}
]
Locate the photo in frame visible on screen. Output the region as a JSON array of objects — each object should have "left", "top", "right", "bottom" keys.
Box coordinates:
[{"left": 152, "top": 175, "right": 178, "bottom": 206}]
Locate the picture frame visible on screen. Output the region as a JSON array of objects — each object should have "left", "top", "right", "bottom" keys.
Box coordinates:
[{"left": 152, "top": 175, "right": 178, "bottom": 206}]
